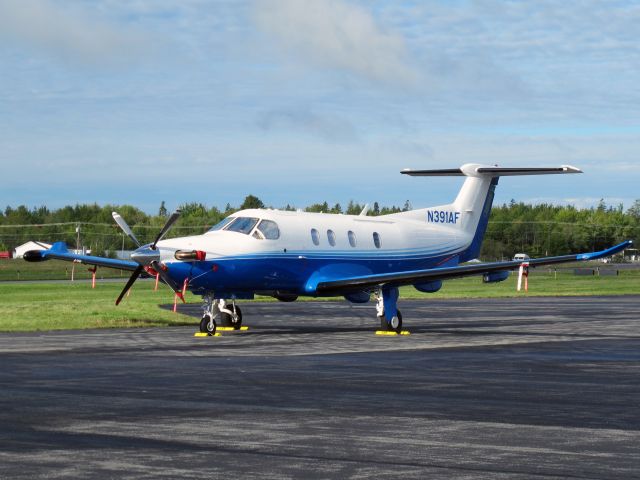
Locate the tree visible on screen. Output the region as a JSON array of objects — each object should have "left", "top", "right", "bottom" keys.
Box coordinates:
[
  {"left": 240, "top": 195, "right": 265, "bottom": 210},
  {"left": 372, "top": 202, "right": 380, "bottom": 215},
  {"left": 628, "top": 199, "right": 640, "bottom": 220},
  {"left": 346, "top": 200, "right": 363, "bottom": 215},
  {"left": 305, "top": 202, "right": 329, "bottom": 213}
]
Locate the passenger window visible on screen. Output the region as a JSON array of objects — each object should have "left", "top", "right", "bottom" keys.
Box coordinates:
[
  {"left": 226, "top": 217, "right": 259, "bottom": 235},
  {"left": 311, "top": 228, "right": 320, "bottom": 246},
  {"left": 327, "top": 229, "right": 336, "bottom": 246},
  {"left": 256, "top": 220, "right": 280, "bottom": 240},
  {"left": 348, "top": 230, "right": 356, "bottom": 247},
  {"left": 373, "top": 232, "right": 381, "bottom": 248}
]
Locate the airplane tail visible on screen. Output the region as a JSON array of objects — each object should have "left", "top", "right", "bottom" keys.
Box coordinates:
[{"left": 398, "top": 164, "right": 582, "bottom": 261}]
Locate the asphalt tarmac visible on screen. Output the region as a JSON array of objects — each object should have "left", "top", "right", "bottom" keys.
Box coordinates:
[{"left": 1, "top": 296, "right": 639, "bottom": 479}]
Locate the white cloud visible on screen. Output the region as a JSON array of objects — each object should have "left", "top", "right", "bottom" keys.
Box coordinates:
[
  {"left": 253, "top": 0, "right": 418, "bottom": 86},
  {"left": 0, "top": 0, "right": 152, "bottom": 66},
  {"left": 257, "top": 108, "right": 358, "bottom": 143}
]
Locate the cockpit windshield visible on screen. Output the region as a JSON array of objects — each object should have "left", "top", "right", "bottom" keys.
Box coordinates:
[
  {"left": 208, "top": 217, "right": 235, "bottom": 232},
  {"left": 208, "top": 216, "right": 279, "bottom": 238},
  {"left": 225, "top": 217, "right": 259, "bottom": 235}
]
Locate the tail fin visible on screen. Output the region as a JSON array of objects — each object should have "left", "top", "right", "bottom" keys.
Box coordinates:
[{"left": 399, "top": 164, "right": 581, "bottom": 261}]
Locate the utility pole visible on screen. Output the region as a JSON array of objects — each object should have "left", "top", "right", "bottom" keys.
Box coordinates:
[{"left": 71, "top": 224, "right": 80, "bottom": 281}]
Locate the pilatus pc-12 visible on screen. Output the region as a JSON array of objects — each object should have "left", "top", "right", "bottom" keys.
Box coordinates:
[{"left": 25, "top": 164, "right": 631, "bottom": 334}]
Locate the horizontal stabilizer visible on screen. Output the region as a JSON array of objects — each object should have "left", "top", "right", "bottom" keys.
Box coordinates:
[
  {"left": 475, "top": 166, "right": 582, "bottom": 176},
  {"left": 402, "top": 164, "right": 582, "bottom": 177},
  {"left": 401, "top": 168, "right": 464, "bottom": 176}
]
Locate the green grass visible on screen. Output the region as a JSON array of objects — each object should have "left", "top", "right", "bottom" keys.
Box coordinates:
[
  {"left": 0, "top": 281, "right": 194, "bottom": 331},
  {"left": 0, "top": 268, "right": 638, "bottom": 332}
]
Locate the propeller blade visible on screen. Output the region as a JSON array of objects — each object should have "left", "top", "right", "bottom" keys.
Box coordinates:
[
  {"left": 115, "top": 265, "right": 144, "bottom": 305},
  {"left": 150, "top": 260, "right": 186, "bottom": 303},
  {"left": 152, "top": 210, "right": 181, "bottom": 249},
  {"left": 112, "top": 212, "right": 141, "bottom": 248}
]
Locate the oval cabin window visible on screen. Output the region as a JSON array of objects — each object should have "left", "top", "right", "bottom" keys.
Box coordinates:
[
  {"left": 311, "top": 228, "right": 320, "bottom": 246},
  {"left": 348, "top": 230, "right": 356, "bottom": 247},
  {"left": 327, "top": 229, "right": 336, "bottom": 247},
  {"left": 373, "top": 232, "right": 381, "bottom": 248}
]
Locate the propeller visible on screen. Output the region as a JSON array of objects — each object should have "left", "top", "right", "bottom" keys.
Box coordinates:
[
  {"left": 112, "top": 210, "right": 183, "bottom": 305},
  {"left": 115, "top": 265, "right": 144, "bottom": 306},
  {"left": 151, "top": 210, "right": 181, "bottom": 249},
  {"left": 150, "top": 260, "right": 185, "bottom": 302},
  {"left": 112, "top": 212, "right": 141, "bottom": 248}
]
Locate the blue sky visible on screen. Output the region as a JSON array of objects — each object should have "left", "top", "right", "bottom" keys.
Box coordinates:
[{"left": 1, "top": 0, "right": 639, "bottom": 213}]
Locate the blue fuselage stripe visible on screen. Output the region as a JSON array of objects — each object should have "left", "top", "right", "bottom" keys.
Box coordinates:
[{"left": 174, "top": 250, "right": 463, "bottom": 296}]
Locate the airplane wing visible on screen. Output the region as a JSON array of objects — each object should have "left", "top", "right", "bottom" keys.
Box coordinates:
[
  {"left": 23, "top": 242, "right": 139, "bottom": 272},
  {"left": 314, "top": 241, "right": 632, "bottom": 295}
]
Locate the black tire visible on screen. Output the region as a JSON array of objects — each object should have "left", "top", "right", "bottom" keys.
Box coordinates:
[
  {"left": 200, "top": 314, "right": 216, "bottom": 334},
  {"left": 220, "top": 305, "right": 243, "bottom": 328},
  {"left": 231, "top": 305, "right": 243, "bottom": 330},
  {"left": 220, "top": 312, "right": 233, "bottom": 327},
  {"left": 379, "top": 309, "right": 403, "bottom": 332}
]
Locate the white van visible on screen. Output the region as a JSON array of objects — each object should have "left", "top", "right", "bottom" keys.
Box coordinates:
[{"left": 513, "top": 253, "right": 530, "bottom": 261}]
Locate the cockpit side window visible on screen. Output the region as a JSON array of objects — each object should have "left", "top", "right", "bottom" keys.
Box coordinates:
[
  {"left": 208, "top": 217, "right": 235, "bottom": 232},
  {"left": 225, "top": 217, "right": 259, "bottom": 235},
  {"left": 256, "top": 220, "right": 280, "bottom": 240}
]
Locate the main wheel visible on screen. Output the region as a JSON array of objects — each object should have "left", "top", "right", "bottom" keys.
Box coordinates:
[
  {"left": 391, "top": 309, "right": 403, "bottom": 333},
  {"left": 378, "top": 309, "right": 402, "bottom": 332},
  {"left": 199, "top": 314, "right": 216, "bottom": 334}
]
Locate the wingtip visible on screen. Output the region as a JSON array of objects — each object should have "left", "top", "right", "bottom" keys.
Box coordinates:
[{"left": 561, "top": 164, "right": 583, "bottom": 173}]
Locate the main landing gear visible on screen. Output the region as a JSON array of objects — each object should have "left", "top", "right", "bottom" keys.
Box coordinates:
[
  {"left": 375, "top": 287, "right": 403, "bottom": 333},
  {"left": 199, "top": 295, "right": 243, "bottom": 334}
]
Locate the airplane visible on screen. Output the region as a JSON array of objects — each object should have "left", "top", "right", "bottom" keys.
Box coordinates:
[{"left": 24, "top": 164, "right": 632, "bottom": 334}]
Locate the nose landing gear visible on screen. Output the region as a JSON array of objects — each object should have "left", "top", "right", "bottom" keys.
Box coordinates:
[{"left": 199, "top": 295, "right": 243, "bottom": 334}]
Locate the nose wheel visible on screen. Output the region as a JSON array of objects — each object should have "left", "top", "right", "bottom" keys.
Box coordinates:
[
  {"left": 221, "top": 305, "right": 243, "bottom": 330},
  {"left": 199, "top": 313, "right": 217, "bottom": 334}
]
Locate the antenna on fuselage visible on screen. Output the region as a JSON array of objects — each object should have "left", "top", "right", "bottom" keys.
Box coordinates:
[{"left": 359, "top": 204, "right": 370, "bottom": 216}]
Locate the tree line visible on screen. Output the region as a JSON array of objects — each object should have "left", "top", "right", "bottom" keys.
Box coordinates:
[{"left": 1, "top": 196, "right": 639, "bottom": 260}]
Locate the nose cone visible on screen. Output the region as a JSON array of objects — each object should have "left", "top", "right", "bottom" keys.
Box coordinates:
[{"left": 130, "top": 246, "right": 160, "bottom": 266}]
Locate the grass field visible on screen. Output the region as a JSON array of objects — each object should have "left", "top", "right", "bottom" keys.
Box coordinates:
[{"left": 0, "top": 267, "right": 638, "bottom": 332}]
